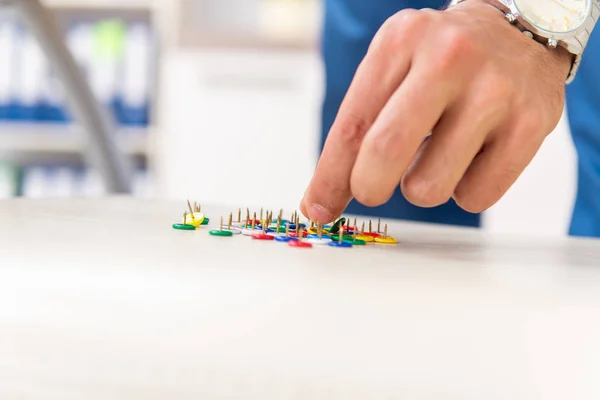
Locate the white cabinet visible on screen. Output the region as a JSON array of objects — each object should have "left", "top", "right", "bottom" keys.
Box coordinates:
[{"left": 155, "top": 49, "right": 323, "bottom": 211}]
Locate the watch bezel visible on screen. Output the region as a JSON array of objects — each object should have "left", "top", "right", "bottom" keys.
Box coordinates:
[{"left": 502, "top": 0, "right": 596, "bottom": 41}]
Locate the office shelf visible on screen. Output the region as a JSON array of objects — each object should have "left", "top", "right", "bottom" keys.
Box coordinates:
[
  {"left": 40, "top": 0, "right": 153, "bottom": 10},
  {"left": 0, "top": 123, "right": 149, "bottom": 159}
]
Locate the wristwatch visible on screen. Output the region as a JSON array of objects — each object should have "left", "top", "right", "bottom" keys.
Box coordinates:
[{"left": 448, "top": 0, "right": 600, "bottom": 83}]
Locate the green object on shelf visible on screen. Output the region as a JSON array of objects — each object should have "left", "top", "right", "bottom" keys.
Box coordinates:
[
  {"left": 173, "top": 223, "right": 196, "bottom": 231},
  {"left": 93, "top": 19, "right": 126, "bottom": 60}
]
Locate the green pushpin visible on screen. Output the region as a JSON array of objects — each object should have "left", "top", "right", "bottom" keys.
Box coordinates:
[
  {"left": 329, "top": 217, "right": 346, "bottom": 234},
  {"left": 331, "top": 234, "right": 354, "bottom": 241},
  {"left": 201, "top": 218, "right": 210, "bottom": 225},
  {"left": 343, "top": 225, "right": 366, "bottom": 245},
  {"left": 173, "top": 212, "right": 196, "bottom": 230},
  {"left": 209, "top": 217, "right": 233, "bottom": 237}
]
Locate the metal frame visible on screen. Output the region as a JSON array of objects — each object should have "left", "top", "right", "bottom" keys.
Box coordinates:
[{"left": 2, "top": 0, "right": 133, "bottom": 193}]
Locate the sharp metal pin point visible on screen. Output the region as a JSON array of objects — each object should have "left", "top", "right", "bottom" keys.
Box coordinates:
[
  {"left": 237, "top": 208, "right": 241, "bottom": 223},
  {"left": 369, "top": 220, "right": 372, "bottom": 233},
  {"left": 252, "top": 213, "right": 257, "bottom": 230},
  {"left": 228, "top": 212, "right": 232, "bottom": 230},
  {"left": 187, "top": 200, "right": 196, "bottom": 221},
  {"left": 378, "top": 218, "right": 381, "bottom": 233}
]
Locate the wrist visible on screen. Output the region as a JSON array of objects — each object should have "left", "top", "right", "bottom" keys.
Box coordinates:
[{"left": 445, "top": 0, "right": 574, "bottom": 83}]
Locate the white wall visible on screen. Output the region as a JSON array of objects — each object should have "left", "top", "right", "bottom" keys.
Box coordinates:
[
  {"left": 483, "top": 112, "right": 577, "bottom": 237},
  {"left": 156, "top": 49, "right": 578, "bottom": 237}
]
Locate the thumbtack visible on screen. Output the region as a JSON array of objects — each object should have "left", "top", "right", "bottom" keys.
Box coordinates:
[
  {"left": 375, "top": 224, "right": 398, "bottom": 244},
  {"left": 172, "top": 211, "right": 196, "bottom": 230},
  {"left": 276, "top": 222, "right": 297, "bottom": 242},
  {"left": 209, "top": 216, "right": 233, "bottom": 237},
  {"left": 288, "top": 226, "right": 312, "bottom": 248},
  {"left": 329, "top": 225, "right": 352, "bottom": 248}
]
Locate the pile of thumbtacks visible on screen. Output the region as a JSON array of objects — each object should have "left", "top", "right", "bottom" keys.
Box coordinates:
[{"left": 172, "top": 200, "right": 398, "bottom": 248}]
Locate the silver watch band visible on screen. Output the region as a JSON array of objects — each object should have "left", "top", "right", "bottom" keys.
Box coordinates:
[{"left": 446, "top": 0, "right": 599, "bottom": 84}]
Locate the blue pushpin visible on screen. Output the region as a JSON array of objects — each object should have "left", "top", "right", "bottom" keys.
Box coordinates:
[
  {"left": 328, "top": 226, "right": 352, "bottom": 248},
  {"left": 276, "top": 223, "right": 298, "bottom": 243}
]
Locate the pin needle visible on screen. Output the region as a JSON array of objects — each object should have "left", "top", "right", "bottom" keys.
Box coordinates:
[
  {"left": 209, "top": 216, "right": 233, "bottom": 236},
  {"left": 328, "top": 223, "right": 352, "bottom": 247},
  {"left": 237, "top": 208, "right": 241, "bottom": 223},
  {"left": 228, "top": 212, "right": 232, "bottom": 230},
  {"left": 288, "top": 226, "right": 312, "bottom": 247},
  {"left": 173, "top": 211, "right": 196, "bottom": 230},
  {"left": 378, "top": 218, "right": 381, "bottom": 233},
  {"left": 374, "top": 223, "right": 397, "bottom": 244},
  {"left": 277, "top": 222, "right": 295, "bottom": 242},
  {"left": 187, "top": 200, "right": 196, "bottom": 221}
]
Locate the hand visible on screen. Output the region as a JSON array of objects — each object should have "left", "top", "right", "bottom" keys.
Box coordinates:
[{"left": 300, "top": 0, "right": 572, "bottom": 224}]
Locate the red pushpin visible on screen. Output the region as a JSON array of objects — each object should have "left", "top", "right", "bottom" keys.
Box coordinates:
[
  {"left": 288, "top": 226, "right": 312, "bottom": 248},
  {"left": 252, "top": 217, "right": 275, "bottom": 241}
]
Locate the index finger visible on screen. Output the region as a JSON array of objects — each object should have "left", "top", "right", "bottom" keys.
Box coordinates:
[{"left": 300, "top": 17, "right": 416, "bottom": 223}]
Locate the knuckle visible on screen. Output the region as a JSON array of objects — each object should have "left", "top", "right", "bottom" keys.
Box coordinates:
[
  {"left": 373, "top": 9, "right": 429, "bottom": 50},
  {"left": 332, "top": 113, "right": 371, "bottom": 148},
  {"left": 369, "top": 130, "right": 404, "bottom": 162},
  {"left": 434, "top": 26, "right": 478, "bottom": 70},
  {"left": 518, "top": 109, "right": 546, "bottom": 136},
  {"left": 486, "top": 73, "right": 517, "bottom": 103},
  {"left": 401, "top": 173, "right": 449, "bottom": 207}
]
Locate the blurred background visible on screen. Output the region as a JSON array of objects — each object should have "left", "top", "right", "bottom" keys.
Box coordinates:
[{"left": 0, "top": 0, "right": 578, "bottom": 238}]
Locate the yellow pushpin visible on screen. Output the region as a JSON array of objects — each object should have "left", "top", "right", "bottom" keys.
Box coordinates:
[
  {"left": 182, "top": 210, "right": 205, "bottom": 227},
  {"left": 375, "top": 224, "right": 398, "bottom": 244},
  {"left": 355, "top": 221, "right": 375, "bottom": 242}
]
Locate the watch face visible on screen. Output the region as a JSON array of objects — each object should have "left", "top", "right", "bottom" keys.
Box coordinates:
[{"left": 513, "top": 0, "right": 591, "bottom": 33}]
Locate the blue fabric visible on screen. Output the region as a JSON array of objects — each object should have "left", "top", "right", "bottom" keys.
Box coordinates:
[
  {"left": 322, "top": 0, "right": 600, "bottom": 235},
  {"left": 566, "top": 27, "right": 600, "bottom": 238}
]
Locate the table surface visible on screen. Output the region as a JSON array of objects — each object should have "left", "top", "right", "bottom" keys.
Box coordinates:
[{"left": 1, "top": 196, "right": 600, "bottom": 399}]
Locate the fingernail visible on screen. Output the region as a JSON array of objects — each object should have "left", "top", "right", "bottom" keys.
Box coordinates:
[{"left": 309, "top": 204, "right": 333, "bottom": 224}]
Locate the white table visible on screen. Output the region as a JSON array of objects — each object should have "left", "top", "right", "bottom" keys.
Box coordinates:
[{"left": 1, "top": 197, "right": 600, "bottom": 399}]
